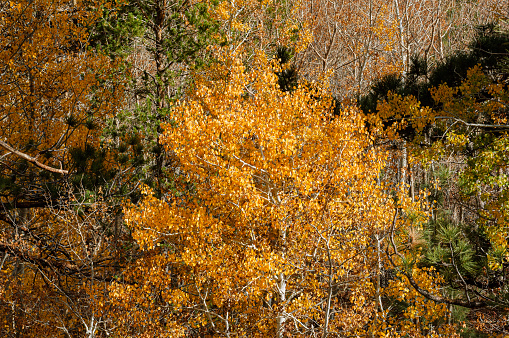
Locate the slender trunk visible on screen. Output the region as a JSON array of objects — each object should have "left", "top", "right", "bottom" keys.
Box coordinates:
[
  {"left": 277, "top": 271, "right": 287, "bottom": 338},
  {"left": 154, "top": 2, "right": 166, "bottom": 111},
  {"left": 276, "top": 228, "right": 287, "bottom": 338},
  {"left": 322, "top": 243, "right": 333, "bottom": 338},
  {"left": 400, "top": 142, "right": 407, "bottom": 186},
  {"left": 371, "top": 234, "right": 384, "bottom": 338},
  {"left": 393, "top": 0, "right": 408, "bottom": 77},
  {"left": 410, "top": 165, "right": 415, "bottom": 202},
  {"left": 437, "top": 0, "right": 444, "bottom": 59},
  {"left": 152, "top": 0, "right": 168, "bottom": 194}
]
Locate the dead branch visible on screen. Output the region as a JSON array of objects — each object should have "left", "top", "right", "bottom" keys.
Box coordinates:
[{"left": 0, "top": 139, "right": 68, "bottom": 175}]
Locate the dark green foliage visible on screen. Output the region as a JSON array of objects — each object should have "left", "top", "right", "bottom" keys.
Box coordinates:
[
  {"left": 471, "top": 23, "right": 509, "bottom": 74},
  {"left": 408, "top": 55, "right": 428, "bottom": 81},
  {"left": 420, "top": 212, "right": 509, "bottom": 309},
  {"left": 69, "top": 144, "right": 117, "bottom": 189},
  {"left": 418, "top": 167, "right": 494, "bottom": 293},
  {"left": 331, "top": 96, "right": 342, "bottom": 116},
  {"left": 460, "top": 327, "right": 491, "bottom": 338},
  {"left": 159, "top": 0, "right": 218, "bottom": 66},
  {"left": 133, "top": 0, "right": 219, "bottom": 105},
  {"left": 358, "top": 73, "right": 403, "bottom": 115},
  {"left": 428, "top": 52, "right": 478, "bottom": 89},
  {"left": 423, "top": 216, "right": 482, "bottom": 281},
  {"left": 357, "top": 70, "right": 424, "bottom": 141},
  {"left": 89, "top": 1, "right": 145, "bottom": 58},
  {"left": 274, "top": 46, "right": 299, "bottom": 92},
  {"left": 65, "top": 114, "right": 79, "bottom": 128},
  {"left": 85, "top": 117, "right": 97, "bottom": 130}
]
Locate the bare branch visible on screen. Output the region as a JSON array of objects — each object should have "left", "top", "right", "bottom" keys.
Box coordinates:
[
  {"left": 0, "top": 139, "right": 68, "bottom": 175},
  {"left": 435, "top": 116, "right": 509, "bottom": 130},
  {"left": 0, "top": 240, "right": 120, "bottom": 283}
]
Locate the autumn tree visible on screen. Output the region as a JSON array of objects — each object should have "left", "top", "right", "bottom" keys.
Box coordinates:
[
  {"left": 106, "top": 47, "right": 460, "bottom": 337},
  {"left": 0, "top": 1, "right": 129, "bottom": 336}
]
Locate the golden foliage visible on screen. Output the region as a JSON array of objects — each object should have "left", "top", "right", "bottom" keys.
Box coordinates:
[
  {"left": 111, "top": 49, "right": 450, "bottom": 336},
  {"left": 0, "top": 0, "right": 125, "bottom": 175}
]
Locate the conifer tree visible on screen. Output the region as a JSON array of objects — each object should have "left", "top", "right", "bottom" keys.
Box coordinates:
[{"left": 99, "top": 0, "right": 219, "bottom": 198}]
